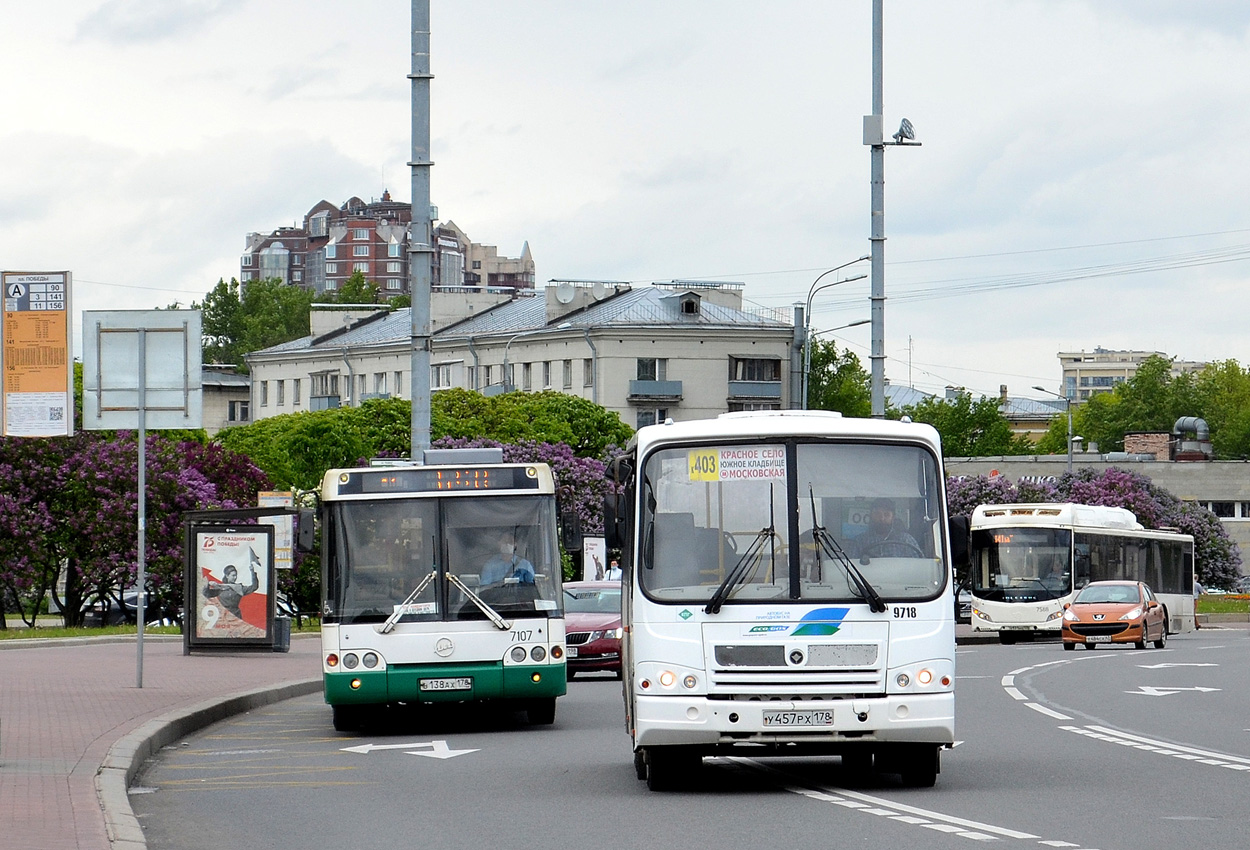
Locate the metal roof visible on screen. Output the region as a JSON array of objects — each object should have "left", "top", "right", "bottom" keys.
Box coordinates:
[{"left": 251, "top": 286, "right": 791, "bottom": 357}]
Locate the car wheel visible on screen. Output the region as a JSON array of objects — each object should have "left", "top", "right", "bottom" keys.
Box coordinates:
[
  {"left": 998, "top": 632, "right": 1017, "bottom": 645},
  {"left": 1135, "top": 627, "right": 1148, "bottom": 650},
  {"left": 633, "top": 748, "right": 647, "bottom": 780},
  {"left": 1154, "top": 622, "right": 1167, "bottom": 649}
]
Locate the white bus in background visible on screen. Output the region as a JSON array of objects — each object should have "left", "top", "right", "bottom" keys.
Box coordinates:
[
  {"left": 968, "top": 503, "right": 1196, "bottom": 643},
  {"left": 605, "top": 411, "right": 966, "bottom": 791}
]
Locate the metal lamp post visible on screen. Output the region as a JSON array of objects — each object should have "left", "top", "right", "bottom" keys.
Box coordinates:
[
  {"left": 804, "top": 318, "right": 871, "bottom": 410},
  {"left": 501, "top": 322, "right": 572, "bottom": 392},
  {"left": 801, "top": 256, "right": 869, "bottom": 410},
  {"left": 1033, "top": 385, "right": 1073, "bottom": 472}
]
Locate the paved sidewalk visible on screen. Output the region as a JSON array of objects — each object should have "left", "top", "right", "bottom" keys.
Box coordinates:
[{"left": 0, "top": 634, "right": 320, "bottom": 850}]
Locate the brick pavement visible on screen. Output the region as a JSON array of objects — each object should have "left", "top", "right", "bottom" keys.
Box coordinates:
[{"left": 0, "top": 634, "right": 320, "bottom": 850}]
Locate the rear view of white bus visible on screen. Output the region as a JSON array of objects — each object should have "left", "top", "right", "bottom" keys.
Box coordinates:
[{"left": 605, "top": 411, "right": 963, "bottom": 791}]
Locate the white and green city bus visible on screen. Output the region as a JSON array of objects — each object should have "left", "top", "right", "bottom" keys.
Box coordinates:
[
  {"left": 968, "top": 503, "right": 1196, "bottom": 643},
  {"left": 317, "top": 449, "right": 568, "bottom": 731},
  {"left": 605, "top": 411, "right": 966, "bottom": 790}
]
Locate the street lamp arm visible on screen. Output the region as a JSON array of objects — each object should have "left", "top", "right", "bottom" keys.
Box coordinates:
[{"left": 805, "top": 256, "right": 870, "bottom": 307}]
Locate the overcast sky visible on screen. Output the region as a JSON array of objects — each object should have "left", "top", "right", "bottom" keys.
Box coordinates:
[{"left": 4, "top": 1, "right": 1250, "bottom": 400}]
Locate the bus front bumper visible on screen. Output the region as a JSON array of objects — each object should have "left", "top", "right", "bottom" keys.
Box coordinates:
[
  {"left": 634, "top": 692, "right": 954, "bottom": 749},
  {"left": 325, "top": 662, "right": 566, "bottom": 706}
]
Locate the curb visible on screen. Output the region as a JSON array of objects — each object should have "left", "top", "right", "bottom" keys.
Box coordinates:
[{"left": 95, "top": 677, "right": 322, "bottom": 850}]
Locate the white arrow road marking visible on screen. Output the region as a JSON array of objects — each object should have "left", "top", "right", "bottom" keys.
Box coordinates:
[
  {"left": 412, "top": 740, "right": 480, "bottom": 759},
  {"left": 1137, "top": 662, "right": 1218, "bottom": 669},
  {"left": 1126, "top": 686, "right": 1220, "bottom": 696},
  {"left": 340, "top": 740, "right": 479, "bottom": 758}
]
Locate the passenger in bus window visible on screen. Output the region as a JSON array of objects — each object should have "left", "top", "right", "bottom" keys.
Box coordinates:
[{"left": 481, "top": 530, "right": 536, "bottom": 585}]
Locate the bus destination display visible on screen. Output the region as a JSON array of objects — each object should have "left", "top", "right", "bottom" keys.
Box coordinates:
[{"left": 341, "top": 466, "right": 541, "bottom": 495}]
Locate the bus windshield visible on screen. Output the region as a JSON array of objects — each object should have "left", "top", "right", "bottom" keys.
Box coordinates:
[
  {"left": 325, "top": 494, "right": 562, "bottom": 624},
  {"left": 639, "top": 441, "right": 945, "bottom": 605},
  {"left": 971, "top": 527, "right": 1072, "bottom": 602}
]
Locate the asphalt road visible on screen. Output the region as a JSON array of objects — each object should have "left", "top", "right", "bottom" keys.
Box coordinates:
[{"left": 131, "top": 628, "right": 1250, "bottom": 850}]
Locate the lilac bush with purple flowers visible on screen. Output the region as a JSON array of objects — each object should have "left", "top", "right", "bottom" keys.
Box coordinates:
[{"left": 0, "top": 431, "right": 271, "bottom": 628}]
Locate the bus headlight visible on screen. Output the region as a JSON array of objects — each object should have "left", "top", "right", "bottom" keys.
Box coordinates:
[
  {"left": 343, "top": 653, "right": 359, "bottom": 669},
  {"left": 510, "top": 646, "right": 528, "bottom": 663},
  {"left": 972, "top": 606, "right": 992, "bottom": 622},
  {"left": 889, "top": 660, "right": 953, "bottom": 692},
  {"left": 362, "top": 652, "right": 380, "bottom": 668},
  {"left": 530, "top": 646, "right": 547, "bottom": 662}
]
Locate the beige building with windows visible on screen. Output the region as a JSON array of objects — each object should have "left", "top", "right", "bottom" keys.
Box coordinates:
[
  {"left": 244, "top": 281, "right": 798, "bottom": 430},
  {"left": 1055, "top": 348, "right": 1206, "bottom": 403}
]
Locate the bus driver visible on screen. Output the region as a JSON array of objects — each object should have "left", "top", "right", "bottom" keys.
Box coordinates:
[{"left": 481, "top": 530, "right": 535, "bottom": 585}]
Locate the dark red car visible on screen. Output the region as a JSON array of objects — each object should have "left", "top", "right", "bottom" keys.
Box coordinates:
[{"left": 563, "top": 581, "right": 622, "bottom": 678}]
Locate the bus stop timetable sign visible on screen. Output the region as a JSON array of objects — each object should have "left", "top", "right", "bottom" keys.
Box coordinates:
[{"left": 1, "top": 271, "right": 72, "bottom": 437}]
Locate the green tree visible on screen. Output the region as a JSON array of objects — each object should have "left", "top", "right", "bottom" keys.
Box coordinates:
[
  {"left": 216, "top": 392, "right": 633, "bottom": 490},
  {"left": 1055, "top": 355, "right": 1205, "bottom": 455},
  {"left": 806, "top": 339, "right": 870, "bottom": 417},
  {"left": 321, "top": 270, "right": 382, "bottom": 304},
  {"left": 1193, "top": 360, "right": 1250, "bottom": 459},
  {"left": 194, "top": 277, "right": 313, "bottom": 371},
  {"left": 897, "top": 391, "right": 1033, "bottom": 458}
]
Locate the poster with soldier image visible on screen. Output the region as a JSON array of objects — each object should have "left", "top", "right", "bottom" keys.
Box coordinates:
[{"left": 189, "top": 525, "right": 274, "bottom": 647}]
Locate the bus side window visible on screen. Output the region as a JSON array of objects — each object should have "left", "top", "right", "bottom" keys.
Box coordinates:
[{"left": 1074, "top": 544, "right": 1091, "bottom": 588}]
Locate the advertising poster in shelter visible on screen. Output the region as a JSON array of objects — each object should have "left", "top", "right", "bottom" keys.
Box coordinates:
[
  {"left": 582, "top": 536, "right": 606, "bottom": 581},
  {"left": 189, "top": 525, "right": 274, "bottom": 648}
]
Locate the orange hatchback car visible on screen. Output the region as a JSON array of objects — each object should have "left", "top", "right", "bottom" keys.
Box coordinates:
[{"left": 1061, "top": 580, "right": 1167, "bottom": 651}]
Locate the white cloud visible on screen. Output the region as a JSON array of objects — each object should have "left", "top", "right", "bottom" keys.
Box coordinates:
[{"left": 2, "top": 1, "right": 1249, "bottom": 393}]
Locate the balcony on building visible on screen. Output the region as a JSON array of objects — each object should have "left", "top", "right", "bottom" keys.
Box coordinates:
[
  {"left": 628, "top": 379, "right": 683, "bottom": 401},
  {"left": 727, "top": 379, "right": 782, "bottom": 401}
]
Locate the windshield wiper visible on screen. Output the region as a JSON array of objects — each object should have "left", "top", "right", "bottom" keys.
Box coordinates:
[
  {"left": 808, "top": 486, "right": 886, "bottom": 613},
  {"left": 376, "top": 570, "right": 437, "bottom": 634},
  {"left": 706, "top": 487, "right": 778, "bottom": 615},
  {"left": 447, "top": 573, "right": 513, "bottom": 631}
]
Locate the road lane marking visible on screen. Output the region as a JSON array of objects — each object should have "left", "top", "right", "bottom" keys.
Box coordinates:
[
  {"left": 1064, "top": 725, "right": 1250, "bottom": 768},
  {"left": 1025, "top": 703, "right": 1072, "bottom": 720}
]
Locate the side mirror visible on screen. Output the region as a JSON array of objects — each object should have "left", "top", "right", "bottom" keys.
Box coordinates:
[
  {"left": 947, "top": 515, "right": 970, "bottom": 568},
  {"left": 603, "top": 493, "right": 622, "bottom": 549},
  {"left": 296, "top": 508, "right": 316, "bottom": 552},
  {"left": 560, "top": 510, "right": 583, "bottom": 552},
  {"left": 1062, "top": 602, "right": 1071, "bottom": 610}
]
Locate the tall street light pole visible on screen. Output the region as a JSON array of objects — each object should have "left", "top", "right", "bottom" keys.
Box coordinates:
[
  {"left": 409, "top": 0, "right": 433, "bottom": 458},
  {"left": 865, "top": 0, "right": 919, "bottom": 418},
  {"left": 1033, "top": 385, "right": 1073, "bottom": 472}
]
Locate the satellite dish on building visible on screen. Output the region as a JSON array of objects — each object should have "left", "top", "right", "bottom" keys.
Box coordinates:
[
  {"left": 591, "top": 281, "right": 607, "bottom": 300},
  {"left": 555, "top": 282, "right": 576, "bottom": 304}
]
